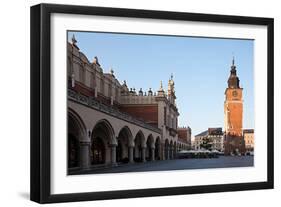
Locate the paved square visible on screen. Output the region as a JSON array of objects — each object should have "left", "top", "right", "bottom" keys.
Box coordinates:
[{"left": 70, "top": 156, "right": 254, "bottom": 175}]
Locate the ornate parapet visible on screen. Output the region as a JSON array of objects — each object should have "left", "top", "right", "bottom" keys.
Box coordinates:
[{"left": 68, "top": 89, "right": 161, "bottom": 134}]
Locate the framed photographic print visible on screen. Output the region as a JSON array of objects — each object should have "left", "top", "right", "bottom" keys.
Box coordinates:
[{"left": 30, "top": 3, "right": 274, "bottom": 203}]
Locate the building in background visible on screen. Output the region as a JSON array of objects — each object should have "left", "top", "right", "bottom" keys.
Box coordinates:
[
  {"left": 67, "top": 36, "right": 190, "bottom": 172},
  {"left": 194, "top": 130, "right": 208, "bottom": 150},
  {"left": 191, "top": 138, "right": 196, "bottom": 150},
  {"left": 177, "top": 126, "right": 192, "bottom": 150},
  {"left": 243, "top": 129, "right": 254, "bottom": 152},
  {"left": 208, "top": 128, "right": 224, "bottom": 152},
  {"left": 194, "top": 128, "right": 224, "bottom": 151},
  {"left": 224, "top": 58, "right": 246, "bottom": 155}
]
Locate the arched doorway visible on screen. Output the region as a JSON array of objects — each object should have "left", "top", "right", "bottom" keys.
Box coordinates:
[
  {"left": 169, "top": 140, "right": 174, "bottom": 159},
  {"left": 116, "top": 139, "right": 123, "bottom": 163},
  {"left": 164, "top": 139, "right": 169, "bottom": 160},
  {"left": 117, "top": 126, "right": 133, "bottom": 163},
  {"left": 155, "top": 137, "right": 161, "bottom": 160},
  {"left": 68, "top": 134, "right": 79, "bottom": 168},
  {"left": 134, "top": 131, "right": 145, "bottom": 162},
  {"left": 68, "top": 110, "right": 86, "bottom": 169},
  {"left": 91, "top": 120, "right": 115, "bottom": 165},
  {"left": 146, "top": 135, "right": 154, "bottom": 161},
  {"left": 173, "top": 141, "right": 177, "bottom": 158},
  {"left": 91, "top": 137, "right": 105, "bottom": 164}
]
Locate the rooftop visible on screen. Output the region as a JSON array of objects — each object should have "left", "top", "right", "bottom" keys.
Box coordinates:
[
  {"left": 195, "top": 130, "right": 208, "bottom": 137},
  {"left": 243, "top": 129, "right": 254, "bottom": 133}
]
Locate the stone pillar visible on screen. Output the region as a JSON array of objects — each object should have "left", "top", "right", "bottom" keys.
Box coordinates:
[
  {"left": 167, "top": 147, "right": 170, "bottom": 160},
  {"left": 79, "top": 141, "right": 90, "bottom": 169},
  {"left": 151, "top": 148, "right": 155, "bottom": 161},
  {"left": 141, "top": 147, "right": 146, "bottom": 162},
  {"left": 110, "top": 144, "right": 117, "bottom": 166},
  {"left": 129, "top": 146, "right": 134, "bottom": 163}
]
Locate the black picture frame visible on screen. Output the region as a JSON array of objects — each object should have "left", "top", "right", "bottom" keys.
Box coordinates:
[{"left": 30, "top": 3, "right": 274, "bottom": 204}]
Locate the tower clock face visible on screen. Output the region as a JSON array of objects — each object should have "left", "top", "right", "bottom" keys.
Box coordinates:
[{"left": 232, "top": 90, "right": 238, "bottom": 97}]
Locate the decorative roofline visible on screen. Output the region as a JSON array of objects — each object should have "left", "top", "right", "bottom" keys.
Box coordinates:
[{"left": 68, "top": 89, "right": 161, "bottom": 134}]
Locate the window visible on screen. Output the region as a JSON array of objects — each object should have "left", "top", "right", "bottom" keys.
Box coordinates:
[
  {"left": 100, "top": 78, "right": 104, "bottom": 94},
  {"left": 79, "top": 65, "right": 85, "bottom": 83},
  {"left": 108, "top": 84, "right": 112, "bottom": 97},
  {"left": 90, "top": 72, "right": 95, "bottom": 89}
]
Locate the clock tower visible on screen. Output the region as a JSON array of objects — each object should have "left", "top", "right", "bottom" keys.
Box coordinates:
[{"left": 224, "top": 58, "right": 245, "bottom": 155}]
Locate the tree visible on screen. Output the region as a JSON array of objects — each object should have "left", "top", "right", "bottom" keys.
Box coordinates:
[{"left": 200, "top": 136, "right": 212, "bottom": 151}]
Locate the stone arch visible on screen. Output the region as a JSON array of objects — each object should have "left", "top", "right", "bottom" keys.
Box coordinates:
[
  {"left": 68, "top": 109, "right": 87, "bottom": 168},
  {"left": 146, "top": 134, "right": 155, "bottom": 161},
  {"left": 92, "top": 119, "right": 116, "bottom": 145},
  {"left": 117, "top": 126, "right": 133, "bottom": 163},
  {"left": 91, "top": 119, "right": 116, "bottom": 165},
  {"left": 155, "top": 136, "right": 161, "bottom": 160},
  {"left": 117, "top": 126, "right": 134, "bottom": 146},
  {"left": 68, "top": 108, "right": 87, "bottom": 140},
  {"left": 134, "top": 130, "right": 146, "bottom": 162}
]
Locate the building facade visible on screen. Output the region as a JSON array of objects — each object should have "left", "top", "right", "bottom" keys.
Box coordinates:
[
  {"left": 194, "top": 128, "right": 224, "bottom": 151},
  {"left": 67, "top": 36, "right": 189, "bottom": 172},
  {"left": 208, "top": 128, "right": 224, "bottom": 151},
  {"left": 224, "top": 58, "right": 246, "bottom": 155},
  {"left": 177, "top": 126, "right": 192, "bottom": 150},
  {"left": 194, "top": 130, "right": 208, "bottom": 150},
  {"left": 243, "top": 129, "right": 254, "bottom": 152}
]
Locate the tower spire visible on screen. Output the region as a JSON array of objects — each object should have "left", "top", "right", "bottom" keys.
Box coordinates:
[
  {"left": 71, "top": 34, "right": 79, "bottom": 50},
  {"left": 228, "top": 57, "right": 240, "bottom": 88},
  {"left": 157, "top": 80, "right": 165, "bottom": 96},
  {"left": 71, "top": 34, "right": 77, "bottom": 45},
  {"left": 167, "top": 74, "right": 176, "bottom": 102},
  {"left": 159, "top": 80, "right": 164, "bottom": 91}
]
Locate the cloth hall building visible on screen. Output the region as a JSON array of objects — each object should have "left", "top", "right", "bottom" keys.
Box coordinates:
[{"left": 67, "top": 37, "right": 190, "bottom": 173}]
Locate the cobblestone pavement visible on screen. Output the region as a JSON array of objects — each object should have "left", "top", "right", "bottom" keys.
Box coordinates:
[{"left": 70, "top": 156, "right": 254, "bottom": 175}]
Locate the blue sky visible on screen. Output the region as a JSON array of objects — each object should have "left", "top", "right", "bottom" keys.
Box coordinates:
[{"left": 68, "top": 31, "right": 254, "bottom": 137}]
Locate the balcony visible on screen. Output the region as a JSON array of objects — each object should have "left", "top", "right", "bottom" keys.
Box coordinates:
[{"left": 68, "top": 89, "right": 161, "bottom": 134}]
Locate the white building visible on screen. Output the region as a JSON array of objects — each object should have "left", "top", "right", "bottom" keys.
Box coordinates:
[
  {"left": 194, "top": 128, "right": 224, "bottom": 152},
  {"left": 243, "top": 129, "right": 254, "bottom": 151}
]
